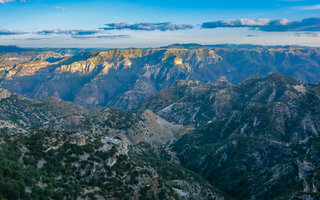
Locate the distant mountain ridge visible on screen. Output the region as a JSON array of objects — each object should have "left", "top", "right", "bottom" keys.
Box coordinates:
[
  {"left": 0, "top": 44, "right": 320, "bottom": 109},
  {"left": 162, "top": 43, "right": 315, "bottom": 50}
]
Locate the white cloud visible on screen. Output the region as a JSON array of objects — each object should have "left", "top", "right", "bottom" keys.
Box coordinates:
[
  {"left": 296, "top": 4, "right": 320, "bottom": 10},
  {"left": 101, "top": 22, "right": 194, "bottom": 31},
  {"left": 0, "top": 29, "right": 26, "bottom": 35},
  {"left": 202, "top": 17, "right": 320, "bottom": 32},
  {"left": 36, "top": 29, "right": 100, "bottom": 36},
  {"left": 0, "top": 0, "right": 26, "bottom": 4},
  {"left": 0, "top": 0, "right": 15, "bottom": 4},
  {"left": 55, "top": 6, "right": 66, "bottom": 12}
]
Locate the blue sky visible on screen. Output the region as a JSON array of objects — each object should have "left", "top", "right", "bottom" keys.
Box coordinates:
[{"left": 0, "top": 0, "right": 319, "bottom": 47}]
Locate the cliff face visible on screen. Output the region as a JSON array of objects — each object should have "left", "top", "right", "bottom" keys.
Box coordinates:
[{"left": 0, "top": 46, "right": 320, "bottom": 109}]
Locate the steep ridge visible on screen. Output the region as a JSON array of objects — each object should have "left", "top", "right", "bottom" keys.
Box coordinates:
[
  {"left": 1, "top": 45, "right": 320, "bottom": 109},
  {"left": 135, "top": 76, "right": 233, "bottom": 125},
  {"left": 0, "top": 88, "right": 182, "bottom": 144},
  {"left": 137, "top": 73, "right": 320, "bottom": 128},
  {"left": 140, "top": 74, "right": 320, "bottom": 199}
]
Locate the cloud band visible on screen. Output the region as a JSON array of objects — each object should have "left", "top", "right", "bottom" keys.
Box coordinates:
[
  {"left": 201, "top": 17, "right": 320, "bottom": 32},
  {"left": 101, "top": 22, "right": 193, "bottom": 31}
]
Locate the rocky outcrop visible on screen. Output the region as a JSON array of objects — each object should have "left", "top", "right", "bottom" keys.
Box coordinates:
[
  {"left": 0, "top": 50, "right": 63, "bottom": 79},
  {"left": 0, "top": 88, "right": 11, "bottom": 100},
  {"left": 5, "top": 60, "right": 51, "bottom": 79},
  {"left": 0, "top": 120, "right": 26, "bottom": 134}
]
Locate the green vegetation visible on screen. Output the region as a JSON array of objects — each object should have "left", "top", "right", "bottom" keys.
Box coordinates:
[{"left": 0, "top": 131, "right": 224, "bottom": 200}]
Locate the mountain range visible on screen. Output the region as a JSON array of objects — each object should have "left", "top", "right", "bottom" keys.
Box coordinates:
[
  {"left": 1, "top": 44, "right": 320, "bottom": 200},
  {"left": 0, "top": 44, "right": 320, "bottom": 109}
]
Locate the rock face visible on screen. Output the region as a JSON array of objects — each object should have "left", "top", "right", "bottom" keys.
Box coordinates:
[
  {"left": 0, "top": 120, "right": 26, "bottom": 134},
  {"left": 0, "top": 45, "right": 320, "bottom": 109},
  {"left": 0, "top": 88, "right": 11, "bottom": 100}
]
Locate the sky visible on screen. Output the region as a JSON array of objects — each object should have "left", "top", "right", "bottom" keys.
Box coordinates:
[{"left": 0, "top": 0, "right": 319, "bottom": 48}]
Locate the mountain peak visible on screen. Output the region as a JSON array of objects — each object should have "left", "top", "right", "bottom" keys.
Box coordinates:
[{"left": 266, "top": 72, "right": 301, "bottom": 85}]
